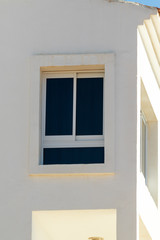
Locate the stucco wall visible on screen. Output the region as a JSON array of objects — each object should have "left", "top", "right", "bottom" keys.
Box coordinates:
[{"left": 0, "top": 1, "right": 156, "bottom": 240}]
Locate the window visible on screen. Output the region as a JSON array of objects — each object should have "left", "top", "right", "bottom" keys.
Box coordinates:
[
  {"left": 32, "top": 209, "right": 117, "bottom": 240},
  {"left": 29, "top": 53, "right": 115, "bottom": 175},
  {"left": 41, "top": 72, "right": 104, "bottom": 165},
  {"left": 140, "top": 112, "right": 147, "bottom": 182},
  {"left": 140, "top": 80, "right": 158, "bottom": 205}
]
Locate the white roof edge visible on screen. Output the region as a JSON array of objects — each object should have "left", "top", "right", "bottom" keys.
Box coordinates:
[{"left": 107, "top": 0, "right": 157, "bottom": 10}]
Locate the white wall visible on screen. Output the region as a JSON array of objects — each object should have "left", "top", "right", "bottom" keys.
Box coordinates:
[
  {"left": 137, "top": 27, "right": 160, "bottom": 240},
  {"left": 0, "top": 1, "right": 156, "bottom": 240}
]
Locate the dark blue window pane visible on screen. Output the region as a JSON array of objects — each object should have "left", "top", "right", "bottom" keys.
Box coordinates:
[
  {"left": 43, "top": 147, "right": 104, "bottom": 165},
  {"left": 45, "top": 78, "right": 73, "bottom": 135},
  {"left": 76, "top": 78, "right": 103, "bottom": 135}
]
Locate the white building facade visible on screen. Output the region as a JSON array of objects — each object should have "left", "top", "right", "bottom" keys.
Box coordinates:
[{"left": 0, "top": 0, "right": 159, "bottom": 240}]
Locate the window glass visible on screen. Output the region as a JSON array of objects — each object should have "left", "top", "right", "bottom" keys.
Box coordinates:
[
  {"left": 45, "top": 78, "right": 73, "bottom": 135},
  {"left": 76, "top": 77, "right": 103, "bottom": 135},
  {"left": 140, "top": 115, "right": 147, "bottom": 179},
  {"left": 43, "top": 147, "right": 104, "bottom": 165}
]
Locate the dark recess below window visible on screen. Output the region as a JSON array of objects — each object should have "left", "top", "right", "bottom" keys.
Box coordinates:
[{"left": 43, "top": 147, "right": 104, "bottom": 165}]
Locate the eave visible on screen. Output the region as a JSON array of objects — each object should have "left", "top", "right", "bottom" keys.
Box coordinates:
[{"left": 138, "top": 14, "right": 160, "bottom": 87}]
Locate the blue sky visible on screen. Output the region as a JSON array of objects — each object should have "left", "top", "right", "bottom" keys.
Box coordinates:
[{"left": 125, "top": 0, "right": 160, "bottom": 7}]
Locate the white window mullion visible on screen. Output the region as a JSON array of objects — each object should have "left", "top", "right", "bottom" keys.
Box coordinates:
[
  {"left": 72, "top": 73, "right": 77, "bottom": 140},
  {"left": 43, "top": 140, "right": 104, "bottom": 148}
]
